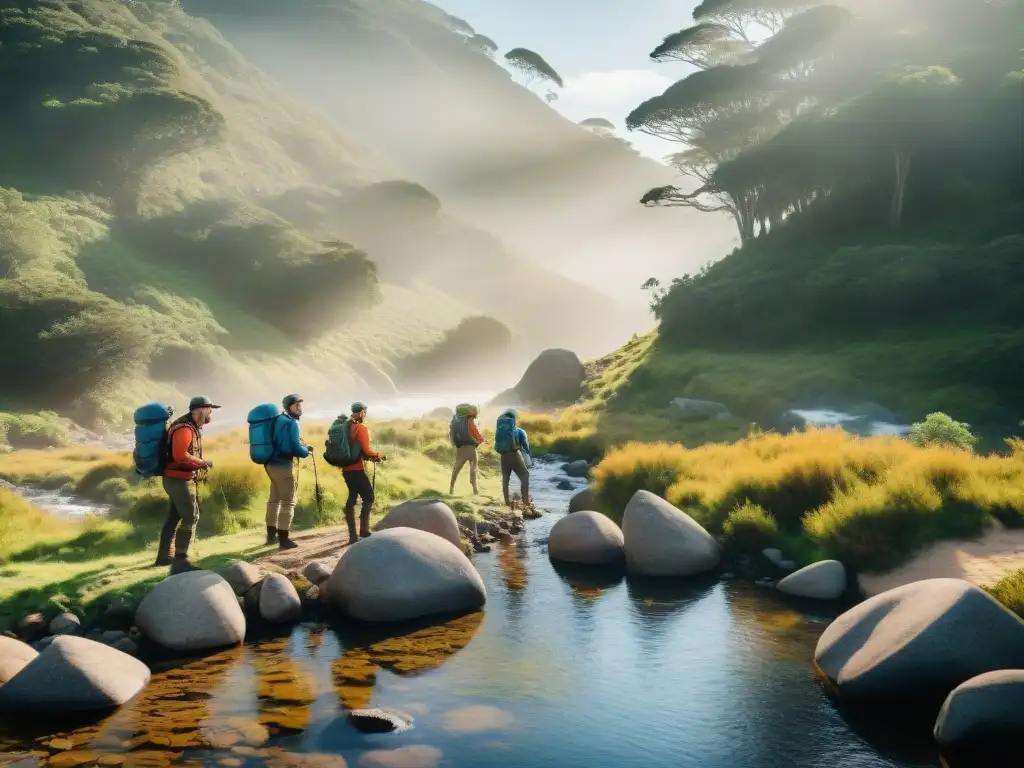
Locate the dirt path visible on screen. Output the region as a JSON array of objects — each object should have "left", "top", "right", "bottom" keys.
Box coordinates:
[
  {"left": 858, "top": 523, "right": 1024, "bottom": 596},
  {"left": 255, "top": 526, "right": 352, "bottom": 573}
]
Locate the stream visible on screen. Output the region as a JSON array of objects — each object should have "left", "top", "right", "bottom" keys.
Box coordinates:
[{"left": 0, "top": 459, "right": 939, "bottom": 768}]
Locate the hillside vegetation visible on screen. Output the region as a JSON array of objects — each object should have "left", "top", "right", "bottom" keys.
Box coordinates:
[{"left": 0, "top": 0, "right": 638, "bottom": 429}]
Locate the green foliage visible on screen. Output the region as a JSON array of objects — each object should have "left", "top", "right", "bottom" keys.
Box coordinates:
[
  {"left": 722, "top": 502, "right": 779, "bottom": 554},
  {"left": 986, "top": 568, "right": 1024, "bottom": 619},
  {"left": 504, "top": 47, "right": 564, "bottom": 88},
  {"left": 910, "top": 413, "right": 978, "bottom": 452},
  {"left": 0, "top": 411, "right": 72, "bottom": 450}
]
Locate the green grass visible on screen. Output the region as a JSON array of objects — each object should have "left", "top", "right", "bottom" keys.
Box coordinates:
[{"left": 986, "top": 568, "right": 1024, "bottom": 618}]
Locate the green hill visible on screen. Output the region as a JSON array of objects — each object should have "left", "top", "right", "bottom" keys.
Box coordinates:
[{"left": 0, "top": 0, "right": 632, "bottom": 429}]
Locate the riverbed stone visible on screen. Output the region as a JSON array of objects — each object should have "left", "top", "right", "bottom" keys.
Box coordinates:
[
  {"left": 17, "top": 613, "right": 47, "bottom": 643},
  {"left": 259, "top": 573, "right": 303, "bottom": 624},
  {"left": 762, "top": 548, "right": 784, "bottom": 566},
  {"left": 219, "top": 561, "right": 263, "bottom": 596},
  {"left": 568, "top": 487, "right": 595, "bottom": 514},
  {"left": 0, "top": 636, "right": 150, "bottom": 714},
  {"left": 621, "top": 490, "right": 720, "bottom": 577},
  {"left": 548, "top": 511, "right": 624, "bottom": 565},
  {"left": 563, "top": 460, "right": 590, "bottom": 478},
  {"left": 112, "top": 637, "right": 138, "bottom": 656},
  {"left": 302, "top": 561, "right": 333, "bottom": 586},
  {"left": 814, "top": 578, "right": 1024, "bottom": 704},
  {"left": 374, "top": 499, "right": 462, "bottom": 548},
  {"left": 321, "top": 527, "right": 486, "bottom": 622},
  {"left": 135, "top": 570, "right": 246, "bottom": 652},
  {"left": 934, "top": 669, "right": 1024, "bottom": 748},
  {"left": 49, "top": 612, "right": 81, "bottom": 636},
  {"left": 359, "top": 745, "right": 442, "bottom": 768},
  {"left": 777, "top": 560, "right": 847, "bottom": 600},
  {"left": 0, "top": 636, "right": 38, "bottom": 684}
]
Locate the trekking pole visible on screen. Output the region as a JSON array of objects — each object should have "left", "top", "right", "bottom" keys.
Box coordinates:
[{"left": 311, "top": 452, "right": 323, "bottom": 518}]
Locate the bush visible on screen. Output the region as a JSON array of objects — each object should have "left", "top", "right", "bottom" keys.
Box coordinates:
[
  {"left": 722, "top": 502, "right": 779, "bottom": 555},
  {"left": 0, "top": 411, "right": 72, "bottom": 450},
  {"left": 986, "top": 568, "right": 1024, "bottom": 618},
  {"left": 909, "top": 412, "right": 977, "bottom": 452}
]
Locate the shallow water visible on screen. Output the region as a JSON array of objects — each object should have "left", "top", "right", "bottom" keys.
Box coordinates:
[{"left": 0, "top": 459, "right": 940, "bottom": 768}]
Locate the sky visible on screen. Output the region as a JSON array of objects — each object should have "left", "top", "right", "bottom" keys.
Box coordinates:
[{"left": 432, "top": 0, "right": 702, "bottom": 162}]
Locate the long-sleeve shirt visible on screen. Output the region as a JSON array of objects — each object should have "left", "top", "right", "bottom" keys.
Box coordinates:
[
  {"left": 343, "top": 422, "right": 382, "bottom": 471},
  {"left": 515, "top": 427, "right": 531, "bottom": 456},
  {"left": 269, "top": 414, "right": 310, "bottom": 466},
  {"left": 163, "top": 421, "right": 205, "bottom": 479},
  {"left": 469, "top": 418, "right": 483, "bottom": 444}
]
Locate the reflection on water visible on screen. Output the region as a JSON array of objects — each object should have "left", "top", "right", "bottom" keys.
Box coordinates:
[{"left": 0, "top": 460, "right": 940, "bottom": 767}]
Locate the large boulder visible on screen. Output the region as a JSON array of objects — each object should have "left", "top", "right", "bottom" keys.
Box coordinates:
[
  {"left": 374, "top": 499, "right": 462, "bottom": 549},
  {"left": 321, "top": 527, "right": 486, "bottom": 622},
  {"left": 621, "top": 490, "right": 720, "bottom": 577},
  {"left": 510, "top": 349, "right": 585, "bottom": 405},
  {"left": 776, "top": 560, "right": 847, "bottom": 600},
  {"left": 0, "top": 636, "right": 38, "bottom": 684},
  {"left": 219, "top": 561, "right": 263, "bottom": 596},
  {"left": 814, "top": 578, "right": 1024, "bottom": 704},
  {"left": 548, "top": 511, "right": 624, "bottom": 565},
  {"left": 562, "top": 460, "right": 590, "bottom": 479},
  {"left": 259, "top": 573, "right": 303, "bottom": 624},
  {"left": 136, "top": 570, "right": 246, "bottom": 652},
  {"left": 934, "top": 670, "right": 1024, "bottom": 750},
  {"left": 0, "top": 636, "right": 150, "bottom": 714},
  {"left": 568, "top": 487, "right": 595, "bottom": 514}
]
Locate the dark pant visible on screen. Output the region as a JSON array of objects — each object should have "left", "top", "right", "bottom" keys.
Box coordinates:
[
  {"left": 343, "top": 469, "right": 374, "bottom": 537},
  {"left": 500, "top": 451, "right": 530, "bottom": 506},
  {"left": 159, "top": 477, "right": 199, "bottom": 558}
]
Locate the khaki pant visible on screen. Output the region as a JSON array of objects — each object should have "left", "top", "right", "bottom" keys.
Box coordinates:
[
  {"left": 265, "top": 462, "right": 298, "bottom": 531},
  {"left": 162, "top": 477, "right": 199, "bottom": 557},
  {"left": 500, "top": 451, "right": 530, "bottom": 506},
  {"left": 450, "top": 445, "right": 479, "bottom": 494}
]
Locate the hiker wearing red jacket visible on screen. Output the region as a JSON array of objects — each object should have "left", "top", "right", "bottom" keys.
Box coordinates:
[{"left": 342, "top": 401, "right": 385, "bottom": 543}]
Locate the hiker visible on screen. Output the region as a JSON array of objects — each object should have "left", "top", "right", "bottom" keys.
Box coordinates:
[
  {"left": 495, "top": 409, "right": 532, "bottom": 509},
  {"left": 341, "top": 401, "right": 385, "bottom": 543},
  {"left": 449, "top": 404, "right": 484, "bottom": 494},
  {"left": 156, "top": 396, "right": 218, "bottom": 574},
  {"left": 265, "top": 393, "right": 312, "bottom": 551}
]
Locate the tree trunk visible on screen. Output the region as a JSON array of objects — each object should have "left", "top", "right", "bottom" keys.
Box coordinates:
[{"left": 889, "top": 148, "right": 912, "bottom": 228}]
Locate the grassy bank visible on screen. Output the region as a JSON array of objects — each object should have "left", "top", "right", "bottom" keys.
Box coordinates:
[
  {"left": 0, "top": 418, "right": 510, "bottom": 629},
  {"left": 590, "top": 428, "right": 1024, "bottom": 579}
]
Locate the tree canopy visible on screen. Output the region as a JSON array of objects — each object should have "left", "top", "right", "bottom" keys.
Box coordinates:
[
  {"left": 504, "top": 47, "right": 564, "bottom": 89},
  {"left": 467, "top": 33, "right": 498, "bottom": 57}
]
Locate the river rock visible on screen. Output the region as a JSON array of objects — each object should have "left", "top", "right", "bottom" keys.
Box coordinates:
[
  {"left": 563, "top": 460, "right": 590, "bottom": 478},
  {"left": 0, "top": 636, "right": 38, "bottom": 684},
  {"left": 136, "top": 570, "right": 246, "bottom": 652},
  {"left": 621, "top": 490, "right": 720, "bottom": 577},
  {"left": 814, "top": 578, "right": 1024, "bottom": 703},
  {"left": 321, "top": 527, "right": 486, "bottom": 622},
  {"left": 777, "top": 560, "right": 846, "bottom": 600},
  {"left": 762, "top": 548, "right": 784, "bottom": 566},
  {"left": 112, "top": 637, "right": 139, "bottom": 656},
  {"left": 219, "top": 561, "right": 263, "bottom": 596},
  {"left": 17, "top": 613, "right": 47, "bottom": 643},
  {"left": 568, "top": 487, "right": 595, "bottom": 514},
  {"left": 303, "top": 561, "right": 333, "bottom": 586},
  {"left": 244, "top": 580, "right": 264, "bottom": 615},
  {"left": 0, "top": 636, "right": 150, "bottom": 714},
  {"left": 359, "top": 745, "right": 443, "bottom": 768},
  {"left": 374, "top": 499, "right": 462, "bottom": 549},
  {"left": 934, "top": 669, "right": 1024, "bottom": 749},
  {"left": 259, "top": 573, "right": 303, "bottom": 624},
  {"left": 49, "top": 612, "right": 81, "bottom": 636},
  {"left": 556, "top": 479, "right": 573, "bottom": 491},
  {"left": 548, "top": 511, "right": 624, "bottom": 565}
]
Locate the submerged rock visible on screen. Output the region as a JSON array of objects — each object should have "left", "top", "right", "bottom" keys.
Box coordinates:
[
  {"left": 374, "top": 498, "right": 462, "bottom": 548},
  {"left": 935, "top": 669, "right": 1024, "bottom": 750},
  {"left": 359, "top": 745, "right": 442, "bottom": 768},
  {"left": 259, "top": 573, "right": 303, "bottom": 624},
  {"left": 219, "top": 561, "right": 263, "bottom": 596},
  {"left": 347, "top": 707, "right": 414, "bottom": 734},
  {"left": 321, "top": 527, "right": 486, "bottom": 622},
  {"left": 0, "top": 636, "right": 38, "bottom": 684},
  {"left": 0, "top": 636, "right": 150, "bottom": 714},
  {"left": 136, "top": 570, "right": 246, "bottom": 652},
  {"left": 563, "top": 460, "right": 590, "bottom": 478},
  {"left": 548, "top": 511, "right": 624, "bottom": 565},
  {"left": 777, "top": 560, "right": 846, "bottom": 600},
  {"left": 568, "top": 487, "right": 595, "bottom": 514},
  {"left": 621, "top": 490, "right": 720, "bottom": 577},
  {"left": 814, "top": 578, "right": 1024, "bottom": 704}
]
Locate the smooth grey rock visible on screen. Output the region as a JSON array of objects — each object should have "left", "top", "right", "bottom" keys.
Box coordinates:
[
  {"left": 302, "top": 561, "right": 333, "bottom": 586},
  {"left": 219, "top": 561, "right": 263, "bottom": 596},
  {"left": 935, "top": 669, "right": 1024, "bottom": 747},
  {"left": 135, "top": 570, "right": 246, "bottom": 652},
  {"left": 762, "top": 548, "right": 784, "bottom": 566},
  {"left": 621, "top": 490, "right": 720, "bottom": 577},
  {"left": 777, "top": 560, "right": 847, "bottom": 600},
  {"left": 0, "top": 636, "right": 38, "bottom": 684},
  {"left": 563, "top": 460, "right": 590, "bottom": 478},
  {"left": 49, "top": 612, "right": 81, "bottom": 636},
  {"left": 112, "top": 637, "right": 139, "bottom": 656},
  {"left": 259, "top": 573, "right": 303, "bottom": 624},
  {"left": 374, "top": 498, "right": 462, "bottom": 548},
  {"left": 568, "top": 487, "right": 596, "bottom": 514},
  {"left": 548, "top": 511, "right": 624, "bottom": 565}
]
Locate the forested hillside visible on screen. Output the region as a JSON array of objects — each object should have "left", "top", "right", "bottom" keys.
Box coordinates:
[
  {"left": 614, "top": 0, "right": 1024, "bottom": 432},
  {"left": 0, "top": 0, "right": 641, "bottom": 429}
]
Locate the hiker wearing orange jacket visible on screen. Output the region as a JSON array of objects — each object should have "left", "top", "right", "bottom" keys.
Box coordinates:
[
  {"left": 342, "top": 401, "right": 385, "bottom": 543},
  {"left": 449, "top": 406, "right": 484, "bottom": 495}
]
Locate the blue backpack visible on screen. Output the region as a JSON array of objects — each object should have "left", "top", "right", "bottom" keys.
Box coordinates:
[
  {"left": 248, "top": 403, "right": 283, "bottom": 464},
  {"left": 494, "top": 415, "right": 518, "bottom": 453},
  {"left": 133, "top": 403, "right": 174, "bottom": 478}
]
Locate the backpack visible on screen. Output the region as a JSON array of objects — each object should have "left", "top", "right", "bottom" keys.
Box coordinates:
[
  {"left": 133, "top": 402, "right": 174, "bottom": 478},
  {"left": 494, "top": 414, "right": 518, "bottom": 454},
  {"left": 454, "top": 403, "right": 476, "bottom": 418},
  {"left": 324, "top": 414, "right": 362, "bottom": 467},
  {"left": 247, "top": 403, "right": 282, "bottom": 464},
  {"left": 450, "top": 415, "right": 472, "bottom": 448}
]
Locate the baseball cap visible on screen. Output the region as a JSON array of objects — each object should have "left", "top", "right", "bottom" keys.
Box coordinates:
[
  {"left": 188, "top": 396, "right": 221, "bottom": 410},
  {"left": 351, "top": 401, "right": 368, "bottom": 414},
  {"left": 283, "top": 393, "right": 304, "bottom": 409}
]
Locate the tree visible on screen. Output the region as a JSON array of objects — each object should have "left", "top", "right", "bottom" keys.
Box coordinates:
[
  {"left": 649, "top": 22, "right": 751, "bottom": 68},
  {"left": 443, "top": 14, "right": 475, "bottom": 37},
  {"left": 579, "top": 117, "right": 616, "bottom": 130},
  {"left": 467, "top": 34, "right": 498, "bottom": 58},
  {"left": 504, "top": 47, "right": 564, "bottom": 89}
]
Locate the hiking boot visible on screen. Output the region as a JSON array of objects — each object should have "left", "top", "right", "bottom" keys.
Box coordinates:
[
  {"left": 266, "top": 526, "right": 278, "bottom": 545},
  {"left": 153, "top": 553, "right": 173, "bottom": 567},
  {"left": 278, "top": 530, "right": 299, "bottom": 550},
  {"left": 170, "top": 556, "right": 200, "bottom": 575},
  {"left": 359, "top": 531, "right": 372, "bottom": 540}
]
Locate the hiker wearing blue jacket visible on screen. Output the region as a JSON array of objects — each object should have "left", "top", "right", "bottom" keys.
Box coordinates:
[
  {"left": 495, "top": 409, "right": 532, "bottom": 510},
  {"left": 265, "top": 393, "right": 312, "bottom": 550}
]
